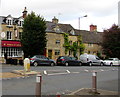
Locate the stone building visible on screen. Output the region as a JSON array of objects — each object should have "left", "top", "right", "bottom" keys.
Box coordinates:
[
  {"left": 0, "top": 8, "right": 27, "bottom": 63},
  {"left": 0, "top": 8, "right": 103, "bottom": 63},
  {"left": 45, "top": 17, "right": 103, "bottom": 60}
]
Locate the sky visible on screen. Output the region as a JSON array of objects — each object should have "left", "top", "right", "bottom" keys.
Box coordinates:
[{"left": 0, "top": 0, "right": 119, "bottom": 32}]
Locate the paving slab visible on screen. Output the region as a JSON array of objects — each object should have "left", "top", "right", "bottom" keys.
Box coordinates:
[
  {"left": 12, "top": 70, "right": 40, "bottom": 76},
  {"left": 0, "top": 72, "right": 25, "bottom": 79},
  {"left": 64, "top": 88, "right": 119, "bottom": 97}
]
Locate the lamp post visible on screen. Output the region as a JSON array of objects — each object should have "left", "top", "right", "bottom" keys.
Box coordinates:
[{"left": 78, "top": 15, "right": 87, "bottom": 30}]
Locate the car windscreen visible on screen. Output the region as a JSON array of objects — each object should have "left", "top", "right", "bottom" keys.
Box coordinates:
[
  {"left": 108, "top": 58, "right": 114, "bottom": 60},
  {"left": 71, "top": 57, "right": 77, "bottom": 60}
]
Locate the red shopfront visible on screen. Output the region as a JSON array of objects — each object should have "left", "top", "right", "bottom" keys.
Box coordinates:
[{"left": 1, "top": 40, "right": 22, "bottom": 59}]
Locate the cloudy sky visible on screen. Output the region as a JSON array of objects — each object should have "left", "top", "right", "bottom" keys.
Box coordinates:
[{"left": 0, "top": 0, "right": 119, "bottom": 31}]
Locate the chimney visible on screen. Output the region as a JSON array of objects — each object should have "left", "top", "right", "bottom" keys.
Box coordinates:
[
  {"left": 22, "top": 7, "right": 27, "bottom": 18},
  {"left": 90, "top": 24, "right": 97, "bottom": 32},
  {"left": 52, "top": 16, "right": 59, "bottom": 24}
]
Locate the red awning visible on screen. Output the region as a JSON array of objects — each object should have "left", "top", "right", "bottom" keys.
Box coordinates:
[{"left": 1, "top": 40, "right": 21, "bottom": 47}]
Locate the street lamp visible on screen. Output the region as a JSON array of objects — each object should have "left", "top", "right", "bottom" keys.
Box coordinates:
[{"left": 78, "top": 15, "right": 87, "bottom": 30}]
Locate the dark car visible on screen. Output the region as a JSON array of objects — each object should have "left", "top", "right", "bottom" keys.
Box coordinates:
[
  {"left": 30, "top": 55, "right": 55, "bottom": 66},
  {"left": 56, "top": 56, "right": 82, "bottom": 66}
]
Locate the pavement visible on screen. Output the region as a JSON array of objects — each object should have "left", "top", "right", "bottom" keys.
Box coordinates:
[
  {"left": 66, "top": 88, "right": 119, "bottom": 97},
  {"left": 1, "top": 64, "right": 119, "bottom": 96}
]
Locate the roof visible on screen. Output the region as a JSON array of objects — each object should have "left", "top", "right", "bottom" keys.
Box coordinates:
[
  {"left": 46, "top": 21, "right": 103, "bottom": 44},
  {"left": 75, "top": 29, "right": 103, "bottom": 44},
  {"left": 0, "top": 15, "right": 103, "bottom": 44}
]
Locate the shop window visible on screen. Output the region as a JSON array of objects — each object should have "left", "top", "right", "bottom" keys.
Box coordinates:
[
  {"left": 7, "top": 31, "right": 12, "bottom": 40},
  {"left": 55, "top": 50, "right": 60, "bottom": 55},
  {"left": 1, "top": 47, "right": 22, "bottom": 57}
]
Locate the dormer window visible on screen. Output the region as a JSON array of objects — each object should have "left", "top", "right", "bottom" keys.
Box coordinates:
[
  {"left": 18, "top": 18, "right": 24, "bottom": 27},
  {"left": 7, "top": 18, "right": 12, "bottom": 26},
  {"left": 70, "top": 29, "right": 75, "bottom": 35},
  {"left": 19, "top": 20, "right": 23, "bottom": 27},
  {"left": 8, "top": 19, "right": 12, "bottom": 25},
  {"left": 6, "top": 15, "right": 13, "bottom": 26}
]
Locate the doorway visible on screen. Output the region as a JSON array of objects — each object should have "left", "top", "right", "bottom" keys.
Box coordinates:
[{"left": 48, "top": 50, "right": 52, "bottom": 59}]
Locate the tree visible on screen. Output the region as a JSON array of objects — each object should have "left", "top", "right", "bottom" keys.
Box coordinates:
[
  {"left": 102, "top": 24, "right": 120, "bottom": 59},
  {"left": 21, "top": 12, "right": 47, "bottom": 58}
]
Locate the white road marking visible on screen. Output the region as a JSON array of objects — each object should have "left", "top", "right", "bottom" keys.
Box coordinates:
[
  {"left": 72, "top": 72, "right": 80, "bottom": 74},
  {"left": 84, "top": 69, "right": 89, "bottom": 72},
  {"left": 47, "top": 72, "right": 69, "bottom": 76},
  {"left": 44, "top": 70, "right": 47, "bottom": 75},
  {"left": 100, "top": 69, "right": 104, "bottom": 71},
  {"left": 66, "top": 70, "right": 70, "bottom": 73}
]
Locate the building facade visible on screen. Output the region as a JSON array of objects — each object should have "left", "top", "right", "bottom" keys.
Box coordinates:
[
  {"left": 0, "top": 8, "right": 27, "bottom": 63},
  {"left": 0, "top": 8, "right": 103, "bottom": 63}
]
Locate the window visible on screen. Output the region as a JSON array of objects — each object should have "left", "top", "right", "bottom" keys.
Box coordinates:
[
  {"left": 55, "top": 50, "right": 60, "bottom": 55},
  {"left": 19, "top": 21, "right": 23, "bottom": 27},
  {"left": 1, "top": 47, "right": 22, "bottom": 57},
  {"left": 69, "top": 41, "right": 72, "bottom": 45},
  {"left": 70, "top": 30, "right": 75, "bottom": 35},
  {"left": 19, "top": 32, "right": 22, "bottom": 39},
  {"left": 88, "top": 51, "right": 90, "bottom": 54},
  {"left": 88, "top": 43, "right": 93, "bottom": 47},
  {"left": 56, "top": 40, "right": 60, "bottom": 44},
  {"left": 7, "top": 19, "right": 12, "bottom": 26},
  {"left": 7, "top": 31, "right": 12, "bottom": 40}
]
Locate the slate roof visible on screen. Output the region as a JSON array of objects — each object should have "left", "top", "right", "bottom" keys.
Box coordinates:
[
  {"left": 75, "top": 29, "right": 103, "bottom": 44},
  {"left": 46, "top": 21, "right": 75, "bottom": 34},
  {"left": 46, "top": 21, "right": 103, "bottom": 44}
]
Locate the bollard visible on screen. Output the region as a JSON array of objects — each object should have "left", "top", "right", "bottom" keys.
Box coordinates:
[
  {"left": 24, "top": 58, "right": 30, "bottom": 72},
  {"left": 36, "top": 74, "right": 42, "bottom": 97},
  {"left": 92, "top": 72, "right": 97, "bottom": 93}
]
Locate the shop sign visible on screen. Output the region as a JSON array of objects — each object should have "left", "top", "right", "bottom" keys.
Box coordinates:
[{"left": 1, "top": 40, "right": 21, "bottom": 47}]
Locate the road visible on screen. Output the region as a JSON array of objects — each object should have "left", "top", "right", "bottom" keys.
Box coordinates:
[{"left": 1, "top": 65, "right": 119, "bottom": 95}]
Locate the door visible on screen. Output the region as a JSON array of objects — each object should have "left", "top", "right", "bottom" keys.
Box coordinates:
[{"left": 48, "top": 50, "right": 52, "bottom": 59}]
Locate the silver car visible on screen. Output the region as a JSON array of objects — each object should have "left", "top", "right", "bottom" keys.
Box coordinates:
[{"left": 103, "top": 58, "right": 120, "bottom": 66}]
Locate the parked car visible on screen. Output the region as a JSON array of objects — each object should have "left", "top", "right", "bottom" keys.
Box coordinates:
[
  {"left": 103, "top": 58, "right": 120, "bottom": 66},
  {"left": 56, "top": 56, "right": 82, "bottom": 66},
  {"left": 30, "top": 55, "right": 56, "bottom": 66},
  {"left": 79, "top": 53, "right": 104, "bottom": 66}
]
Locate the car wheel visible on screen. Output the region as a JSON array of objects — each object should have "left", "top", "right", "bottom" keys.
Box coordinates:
[
  {"left": 100, "top": 62, "right": 104, "bottom": 66},
  {"left": 33, "top": 62, "right": 38, "bottom": 67},
  {"left": 65, "top": 62, "right": 69, "bottom": 66},
  {"left": 50, "top": 62, "right": 54, "bottom": 66},
  {"left": 89, "top": 62, "right": 92, "bottom": 66},
  {"left": 79, "top": 62, "right": 82, "bottom": 66},
  {"left": 110, "top": 63, "right": 113, "bottom": 66}
]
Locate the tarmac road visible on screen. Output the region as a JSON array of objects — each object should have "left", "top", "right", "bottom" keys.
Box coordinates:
[{"left": 2, "top": 65, "right": 119, "bottom": 95}]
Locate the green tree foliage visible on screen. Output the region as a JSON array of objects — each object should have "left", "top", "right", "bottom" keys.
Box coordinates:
[
  {"left": 21, "top": 12, "right": 47, "bottom": 58},
  {"left": 71, "top": 42, "right": 78, "bottom": 58},
  {"left": 63, "top": 33, "right": 70, "bottom": 55},
  {"left": 63, "top": 33, "right": 85, "bottom": 57},
  {"left": 102, "top": 24, "right": 120, "bottom": 59},
  {"left": 77, "top": 35, "right": 85, "bottom": 55}
]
